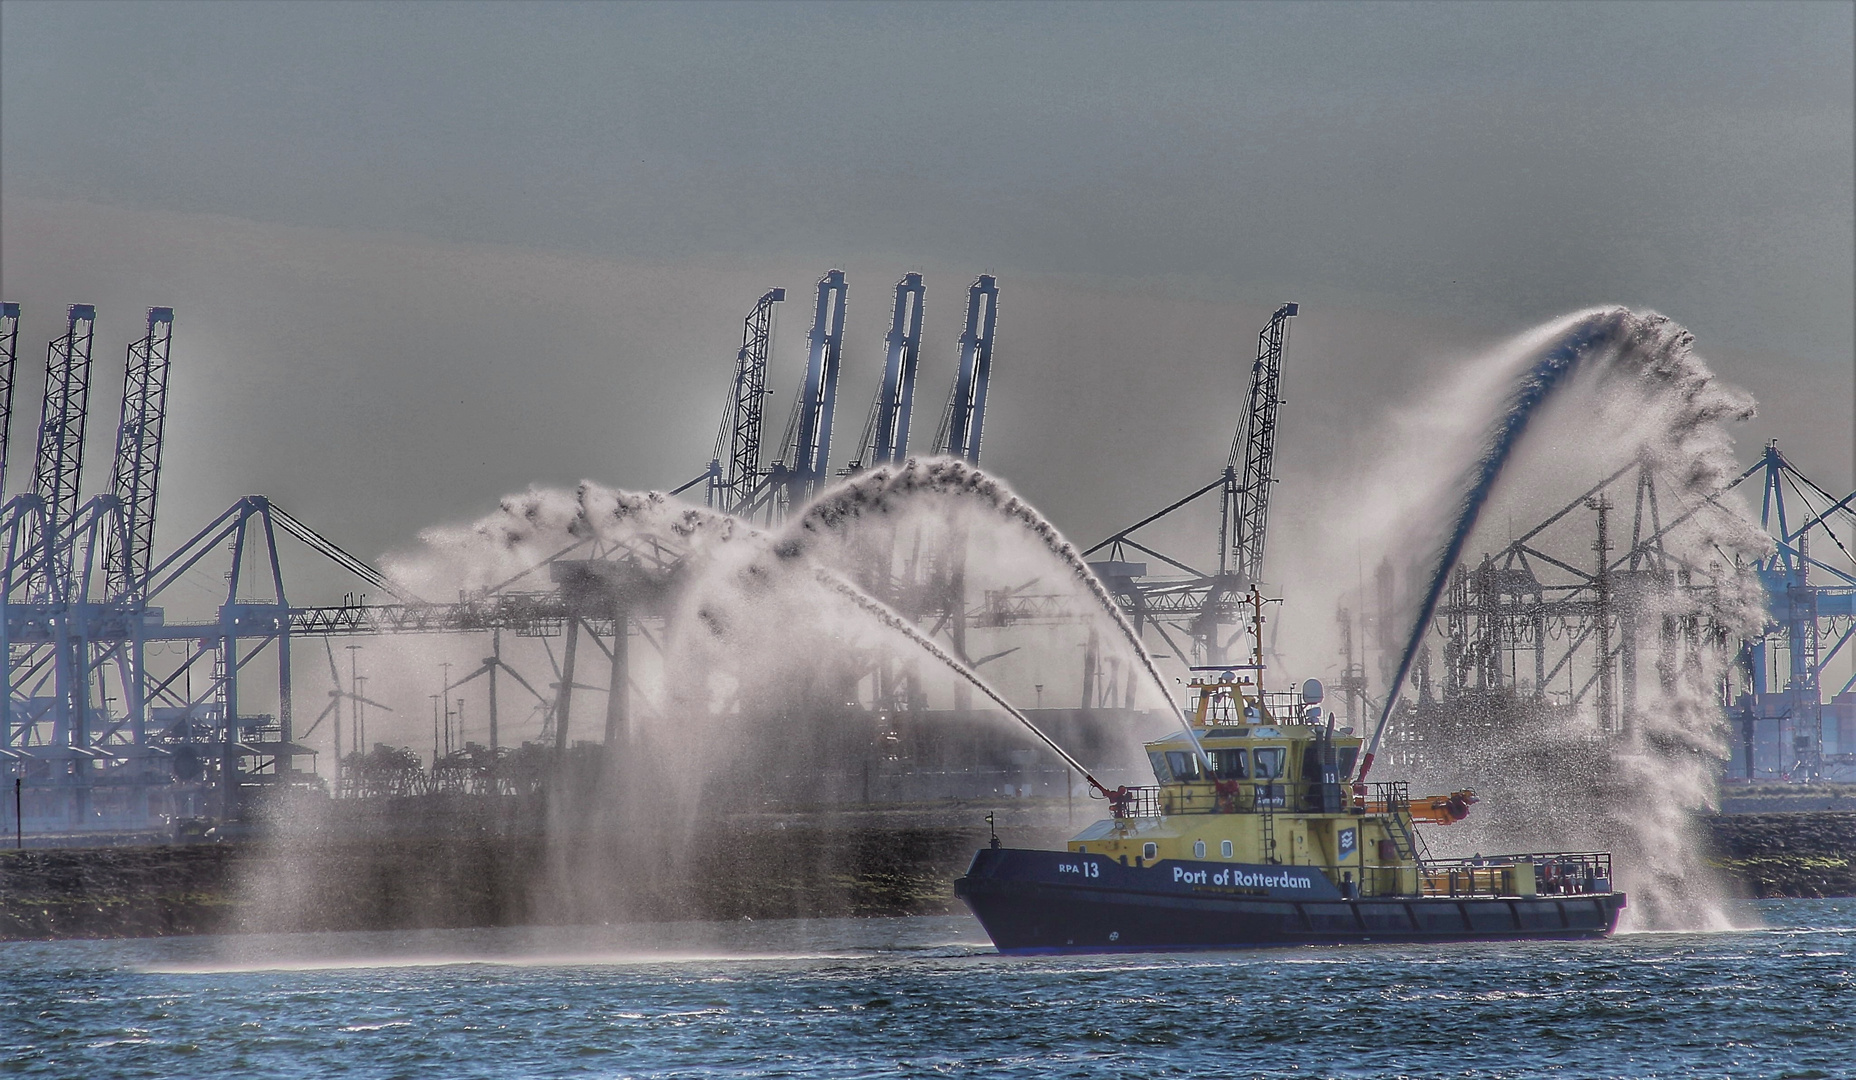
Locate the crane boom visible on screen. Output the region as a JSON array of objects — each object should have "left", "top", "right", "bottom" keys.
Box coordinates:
[
  {"left": 0, "top": 302, "right": 18, "bottom": 495},
  {"left": 937, "top": 275, "right": 999, "bottom": 463},
  {"left": 31, "top": 304, "right": 98, "bottom": 602},
  {"left": 779, "top": 269, "right": 850, "bottom": 508},
  {"left": 853, "top": 273, "right": 926, "bottom": 470},
  {"left": 706, "top": 288, "right": 784, "bottom": 514},
  {"left": 104, "top": 308, "right": 175, "bottom": 600},
  {"left": 1220, "top": 302, "right": 1297, "bottom": 584}
]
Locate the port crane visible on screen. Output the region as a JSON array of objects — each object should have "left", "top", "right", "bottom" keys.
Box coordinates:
[
  {"left": 935, "top": 275, "right": 1000, "bottom": 464},
  {"left": 770, "top": 269, "right": 851, "bottom": 517},
  {"left": 0, "top": 303, "right": 18, "bottom": 494},
  {"left": 688, "top": 287, "right": 785, "bottom": 517},
  {"left": 848, "top": 273, "right": 927, "bottom": 471},
  {"left": 1075, "top": 303, "right": 1299, "bottom": 667}
]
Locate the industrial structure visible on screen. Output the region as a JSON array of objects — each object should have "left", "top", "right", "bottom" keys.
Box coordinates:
[
  {"left": 1070, "top": 302, "right": 1300, "bottom": 672},
  {"left": 1, "top": 271, "right": 1027, "bottom": 835},
  {"left": 1360, "top": 445, "right": 1856, "bottom": 782},
  {"left": 1, "top": 282, "right": 1846, "bottom": 838}
]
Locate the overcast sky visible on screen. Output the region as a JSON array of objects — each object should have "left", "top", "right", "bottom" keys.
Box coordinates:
[{"left": 1, "top": 0, "right": 1850, "bottom": 585}]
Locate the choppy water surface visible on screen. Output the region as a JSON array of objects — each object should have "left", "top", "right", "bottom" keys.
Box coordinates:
[{"left": 5, "top": 899, "right": 1851, "bottom": 1079}]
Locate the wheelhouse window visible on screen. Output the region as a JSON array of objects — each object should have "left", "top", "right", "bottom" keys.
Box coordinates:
[
  {"left": 1164, "top": 750, "right": 1204, "bottom": 783},
  {"left": 1252, "top": 746, "right": 1286, "bottom": 779},
  {"left": 1209, "top": 747, "right": 1248, "bottom": 780}
]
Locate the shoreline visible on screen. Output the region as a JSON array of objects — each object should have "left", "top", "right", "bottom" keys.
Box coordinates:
[{"left": 3, "top": 808, "right": 1850, "bottom": 942}]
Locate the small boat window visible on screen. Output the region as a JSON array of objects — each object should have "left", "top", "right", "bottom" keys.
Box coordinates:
[
  {"left": 1164, "top": 751, "right": 1203, "bottom": 783},
  {"left": 1193, "top": 840, "right": 1206, "bottom": 858},
  {"left": 1143, "top": 842, "right": 1158, "bottom": 860},
  {"left": 1210, "top": 747, "right": 1248, "bottom": 780},
  {"left": 1221, "top": 840, "right": 1234, "bottom": 858},
  {"left": 1252, "top": 746, "right": 1286, "bottom": 779}
]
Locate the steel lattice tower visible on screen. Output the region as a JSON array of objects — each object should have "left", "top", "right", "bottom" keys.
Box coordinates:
[
  {"left": 1221, "top": 302, "right": 1297, "bottom": 584},
  {"left": 104, "top": 308, "right": 175, "bottom": 600},
  {"left": 708, "top": 288, "right": 784, "bottom": 514},
  {"left": 0, "top": 302, "right": 19, "bottom": 495},
  {"left": 31, "top": 304, "right": 97, "bottom": 601}
]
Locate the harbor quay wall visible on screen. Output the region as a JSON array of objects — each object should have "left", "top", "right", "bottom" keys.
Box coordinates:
[
  {"left": 1, "top": 808, "right": 1850, "bottom": 940},
  {"left": 1702, "top": 811, "right": 1856, "bottom": 899}
]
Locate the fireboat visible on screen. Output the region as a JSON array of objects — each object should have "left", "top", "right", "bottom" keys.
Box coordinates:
[{"left": 954, "top": 607, "right": 1625, "bottom": 953}]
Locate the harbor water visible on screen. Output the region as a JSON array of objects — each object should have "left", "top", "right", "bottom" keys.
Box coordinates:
[{"left": 5, "top": 899, "right": 1851, "bottom": 1079}]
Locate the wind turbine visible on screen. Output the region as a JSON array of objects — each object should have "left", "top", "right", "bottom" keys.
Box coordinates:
[
  {"left": 441, "top": 648, "right": 548, "bottom": 753},
  {"left": 298, "top": 638, "right": 393, "bottom": 779}
]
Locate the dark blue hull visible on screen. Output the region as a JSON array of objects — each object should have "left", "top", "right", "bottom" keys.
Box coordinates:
[{"left": 953, "top": 848, "right": 1626, "bottom": 954}]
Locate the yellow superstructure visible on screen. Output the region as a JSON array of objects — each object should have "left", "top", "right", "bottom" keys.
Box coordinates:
[{"left": 1066, "top": 675, "right": 1479, "bottom": 899}]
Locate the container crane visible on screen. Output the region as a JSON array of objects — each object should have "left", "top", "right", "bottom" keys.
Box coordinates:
[
  {"left": 30, "top": 304, "right": 97, "bottom": 604},
  {"left": 936, "top": 276, "right": 999, "bottom": 463},
  {"left": 104, "top": 308, "right": 175, "bottom": 601},
  {"left": 773, "top": 270, "right": 850, "bottom": 514},
  {"left": 850, "top": 273, "right": 926, "bottom": 471}
]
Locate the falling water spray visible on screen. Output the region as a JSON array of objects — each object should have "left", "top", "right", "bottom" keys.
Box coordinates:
[
  {"left": 1359, "top": 309, "right": 1632, "bottom": 781},
  {"left": 1347, "top": 306, "right": 1765, "bottom": 930}
]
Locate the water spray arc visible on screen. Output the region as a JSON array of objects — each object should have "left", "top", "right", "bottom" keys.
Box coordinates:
[
  {"left": 1359, "top": 310, "right": 1628, "bottom": 782},
  {"left": 809, "top": 568, "right": 1115, "bottom": 796},
  {"left": 787, "top": 457, "right": 1178, "bottom": 715}
]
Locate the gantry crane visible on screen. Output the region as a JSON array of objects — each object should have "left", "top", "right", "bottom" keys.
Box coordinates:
[
  {"left": 771, "top": 269, "right": 850, "bottom": 515},
  {"left": 103, "top": 308, "right": 176, "bottom": 602},
  {"left": 1221, "top": 303, "right": 1297, "bottom": 583},
  {"left": 936, "top": 276, "right": 1000, "bottom": 463},
  {"left": 850, "top": 273, "right": 927, "bottom": 471},
  {"left": 30, "top": 305, "right": 97, "bottom": 603}
]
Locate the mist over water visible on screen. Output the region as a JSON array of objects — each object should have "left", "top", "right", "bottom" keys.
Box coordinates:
[
  {"left": 1348, "top": 307, "right": 1766, "bottom": 932},
  {"left": 351, "top": 459, "right": 1173, "bottom": 924},
  {"left": 241, "top": 307, "right": 1767, "bottom": 939}
]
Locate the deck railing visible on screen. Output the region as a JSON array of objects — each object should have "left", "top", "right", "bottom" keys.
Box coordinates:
[
  {"left": 1419, "top": 852, "right": 1614, "bottom": 897},
  {"left": 1111, "top": 779, "right": 1408, "bottom": 818},
  {"left": 1107, "top": 785, "right": 1164, "bottom": 819}
]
